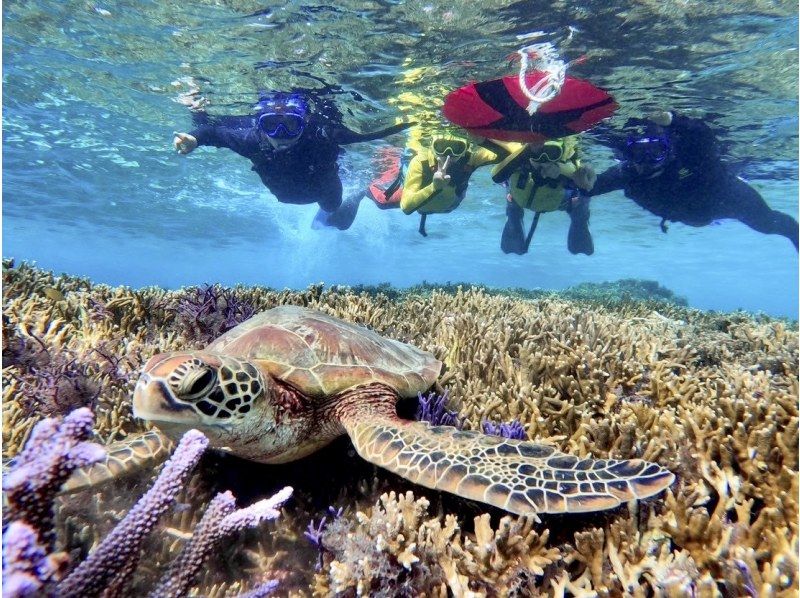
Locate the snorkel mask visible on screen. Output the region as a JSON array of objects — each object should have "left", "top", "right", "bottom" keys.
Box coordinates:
[
  {"left": 624, "top": 134, "right": 671, "bottom": 170},
  {"left": 255, "top": 93, "right": 308, "bottom": 142},
  {"left": 529, "top": 140, "right": 568, "bottom": 162},
  {"left": 431, "top": 137, "right": 468, "bottom": 159}
]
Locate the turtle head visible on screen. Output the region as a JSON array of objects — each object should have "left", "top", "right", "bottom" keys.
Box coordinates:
[{"left": 133, "top": 351, "right": 266, "bottom": 441}]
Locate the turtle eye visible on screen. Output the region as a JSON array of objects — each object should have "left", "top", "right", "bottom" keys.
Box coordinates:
[{"left": 183, "top": 368, "right": 217, "bottom": 399}]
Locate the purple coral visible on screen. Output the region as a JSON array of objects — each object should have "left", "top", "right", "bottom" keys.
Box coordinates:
[
  {"left": 149, "top": 486, "right": 292, "bottom": 598},
  {"left": 305, "top": 506, "right": 344, "bottom": 571},
  {"left": 3, "top": 410, "right": 291, "bottom": 597},
  {"left": 416, "top": 390, "right": 463, "bottom": 429},
  {"left": 304, "top": 517, "right": 328, "bottom": 549},
  {"left": 90, "top": 342, "right": 138, "bottom": 386},
  {"left": 235, "top": 579, "right": 280, "bottom": 598},
  {"left": 2, "top": 522, "right": 59, "bottom": 598},
  {"left": 4, "top": 408, "right": 106, "bottom": 546},
  {"left": 482, "top": 419, "right": 528, "bottom": 440},
  {"left": 176, "top": 284, "right": 256, "bottom": 343},
  {"left": 58, "top": 430, "right": 209, "bottom": 598},
  {"left": 5, "top": 332, "right": 102, "bottom": 418}
]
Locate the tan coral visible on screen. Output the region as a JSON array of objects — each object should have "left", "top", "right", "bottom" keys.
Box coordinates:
[{"left": 3, "top": 263, "right": 798, "bottom": 597}]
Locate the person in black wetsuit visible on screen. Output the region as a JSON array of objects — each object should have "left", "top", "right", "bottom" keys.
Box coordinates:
[
  {"left": 589, "top": 111, "right": 798, "bottom": 250},
  {"left": 173, "top": 92, "right": 411, "bottom": 229}
]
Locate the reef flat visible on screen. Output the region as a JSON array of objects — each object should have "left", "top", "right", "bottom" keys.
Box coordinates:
[{"left": 3, "top": 260, "right": 797, "bottom": 596}]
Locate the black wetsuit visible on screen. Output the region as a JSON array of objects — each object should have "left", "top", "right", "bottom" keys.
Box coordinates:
[
  {"left": 190, "top": 112, "right": 410, "bottom": 212},
  {"left": 590, "top": 114, "right": 799, "bottom": 249}
]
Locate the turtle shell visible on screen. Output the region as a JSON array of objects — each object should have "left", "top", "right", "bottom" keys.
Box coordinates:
[{"left": 205, "top": 306, "right": 442, "bottom": 398}]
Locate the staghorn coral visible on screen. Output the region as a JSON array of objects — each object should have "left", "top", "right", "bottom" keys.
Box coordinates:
[
  {"left": 176, "top": 283, "right": 257, "bottom": 345},
  {"left": 148, "top": 486, "right": 293, "bottom": 598},
  {"left": 482, "top": 418, "right": 528, "bottom": 440},
  {"left": 3, "top": 262, "right": 797, "bottom": 596},
  {"left": 416, "top": 389, "right": 464, "bottom": 429},
  {"left": 315, "top": 491, "right": 561, "bottom": 596},
  {"left": 3, "top": 409, "right": 106, "bottom": 547},
  {"left": 57, "top": 430, "right": 210, "bottom": 597},
  {"left": 2, "top": 407, "right": 292, "bottom": 598}
]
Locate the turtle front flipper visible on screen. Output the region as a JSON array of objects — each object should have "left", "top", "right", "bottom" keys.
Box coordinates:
[
  {"left": 341, "top": 415, "right": 674, "bottom": 516},
  {"left": 61, "top": 430, "right": 174, "bottom": 494}
]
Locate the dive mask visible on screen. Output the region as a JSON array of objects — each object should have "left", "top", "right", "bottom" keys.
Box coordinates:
[
  {"left": 258, "top": 112, "right": 306, "bottom": 140},
  {"left": 530, "top": 140, "right": 565, "bottom": 162},
  {"left": 625, "top": 135, "right": 670, "bottom": 166},
  {"left": 432, "top": 137, "right": 468, "bottom": 159}
]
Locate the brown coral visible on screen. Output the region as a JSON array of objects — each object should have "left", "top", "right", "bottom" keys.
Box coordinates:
[{"left": 3, "top": 262, "right": 797, "bottom": 596}]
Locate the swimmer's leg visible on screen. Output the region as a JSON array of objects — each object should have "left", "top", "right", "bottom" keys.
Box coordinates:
[
  {"left": 312, "top": 189, "right": 364, "bottom": 231},
  {"left": 720, "top": 176, "right": 798, "bottom": 250},
  {"left": 501, "top": 202, "right": 528, "bottom": 255},
  {"left": 567, "top": 194, "right": 595, "bottom": 255}
]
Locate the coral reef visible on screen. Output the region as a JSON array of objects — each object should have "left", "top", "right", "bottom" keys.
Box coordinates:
[
  {"left": 482, "top": 418, "right": 528, "bottom": 440},
  {"left": 416, "top": 390, "right": 464, "bottom": 429},
  {"left": 2, "top": 407, "right": 292, "bottom": 598},
  {"left": 557, "top": 278, "right": 689, "bottom": 306},
  {"left": 2, "top": 261, "right": 797, "bottom": 596},
  {"left": 176, "top": 283, "right": 257, "bottom": 345},
  {"left": 343, "top": 277, "right": 689, "bottom": 308}
]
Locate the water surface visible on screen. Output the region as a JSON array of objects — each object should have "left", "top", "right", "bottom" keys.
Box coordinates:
[{"left": 4, "top": 0, "right": 798, "bottom": 316}]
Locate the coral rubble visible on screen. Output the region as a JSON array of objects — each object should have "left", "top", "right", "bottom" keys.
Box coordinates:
[{"left": 2, "top": 261, "right": 797, "bottom": 596}]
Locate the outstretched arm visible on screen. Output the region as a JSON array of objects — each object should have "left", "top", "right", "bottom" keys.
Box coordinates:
[
  {"left": 332, "top": 121, "right": 414, "bottom": 145},
  {"left": 586, "top": 165, "right": 626, "bottom": 197},
  {"left": 174, "top": 113, "right": 261, "bottom": 158}
]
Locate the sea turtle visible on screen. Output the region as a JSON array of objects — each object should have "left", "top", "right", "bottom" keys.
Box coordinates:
[{"left": 67, "top": 306, "right": 674, "bottom": 515}]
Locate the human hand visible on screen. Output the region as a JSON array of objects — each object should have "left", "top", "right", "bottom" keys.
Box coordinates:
[
  {"left": 538, "top": 161, "right": 561, "bottom": 179},
  {"left": 173, "top": 132, "right": 198, "bottom": 155},
  {"left": 645, "top": 110, "right": 673, "bottom": 127},
  {"left": 573, "top": 164, "right": 596, "bottom": 190},
  {"left": 432, "top": 155, "right": 452, "bottom": 189}
]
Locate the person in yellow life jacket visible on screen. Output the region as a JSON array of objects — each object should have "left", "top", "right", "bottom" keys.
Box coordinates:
[
  {"left": 400, "top": 135, "right": 501, "bottom": 236},
  {"left": 491, "top": 136, "right": 597, "bottom": 255}
]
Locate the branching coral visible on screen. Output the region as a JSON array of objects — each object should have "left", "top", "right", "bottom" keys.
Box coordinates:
[
  {"left": 3, "top": 263, "right": 797, "bottom": 596},
  {"left": 176, "top": 283, "right": 257, "bottom": 344},
  {"left": 482, "top": 418, "right": 528, "bottom": 440},
  {"left": 2, "top": 327, "right": 102, "bottom": 419},
  {"left": 148, "top": 487, "right": 293, "bottom": 598},
  {"left": 315, "top": 491, "right": 562, "bottom": 596},
  {"left": 416, "top": 389, "right": 464, "bottom": 428},
  {"left": 2, "top": 408, "right": 292, "bottom": 598},
  {"left": 3, "top": 408, "right": 105, "bottom": 547}
]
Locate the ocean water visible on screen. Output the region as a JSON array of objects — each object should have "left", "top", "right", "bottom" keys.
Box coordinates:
[{"left": 3, "top": 1, "right": 798, "bottom": 317}]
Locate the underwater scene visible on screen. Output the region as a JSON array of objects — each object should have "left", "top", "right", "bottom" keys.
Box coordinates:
[{"left": 2, "top": 1, "right": 798, "bottom": 597}]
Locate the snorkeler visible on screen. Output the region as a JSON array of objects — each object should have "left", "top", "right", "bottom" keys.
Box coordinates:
[
  {"left": 400, "top": 135, "right": 502, "bottom": 236},
  {"left": 491, "top": 136, "right": 596, "bottom": 255},
  {"left": 173, "top": 92, "right": 411, "bottom": 230},
  {"left": 589, "top": 111, "right": 799, "bottom": 250}
]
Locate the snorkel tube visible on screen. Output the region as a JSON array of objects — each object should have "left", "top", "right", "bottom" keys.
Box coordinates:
[{"left": 516, "top": 39, "right": 587, "bottom": 115}]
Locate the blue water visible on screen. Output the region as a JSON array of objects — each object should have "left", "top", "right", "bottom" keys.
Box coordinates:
[{"left": 3, "top": 2, "right": 798, "bottom": 317}]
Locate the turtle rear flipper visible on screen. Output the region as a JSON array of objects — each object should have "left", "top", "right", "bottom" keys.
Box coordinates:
[
  {"left": 342, "top": 415, "right": 674, "bottom": 516},
  {"left": 61, "top": 430, "right": 174, "bottom": 494}
]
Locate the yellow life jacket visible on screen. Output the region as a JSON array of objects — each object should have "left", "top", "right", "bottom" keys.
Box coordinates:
[{"left": 492, "top": 137, "right": 581, "bottom": 213}]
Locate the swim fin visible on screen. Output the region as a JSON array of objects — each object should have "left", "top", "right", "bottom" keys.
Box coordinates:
[{"left": 312, "top": 193, "right": 363, "bottom": 230}]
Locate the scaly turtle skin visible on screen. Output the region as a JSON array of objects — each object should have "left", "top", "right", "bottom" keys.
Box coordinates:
[{"left": 66, "top": 306, "right": 674, "bottom": 515}]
